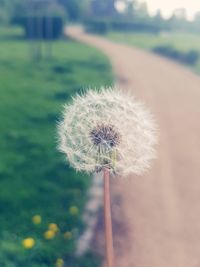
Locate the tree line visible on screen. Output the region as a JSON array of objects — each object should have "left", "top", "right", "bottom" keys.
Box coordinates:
[{"left": 0, "top": 0, "right": 200, "bottom": 33}]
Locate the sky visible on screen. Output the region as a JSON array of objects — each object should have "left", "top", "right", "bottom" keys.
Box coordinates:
[
  {"left": 116, "top": 0, "right": 200, "bottom": 20},
  {"left": 139, "top": 0, "right": 200, "bottom": 19}
]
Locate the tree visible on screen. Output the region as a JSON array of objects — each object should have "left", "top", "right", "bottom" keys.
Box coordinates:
[
  {"left": 114, "top": 0, "right": 150, "bottom": 20},
  {"left": 58, "top": 0, "right": 90, "bottom": 21},
  {"left": 124, "top": 0, "right": 135, "bottom": 16},
  {"left": 154, "top": 9, "right": 163, "bottom": 22},
  {"left": 194, "top": 11, "right": 200, "bottom": 23},
  {"left": 0, "top": 0, "right": 28, "bottom": 24},
  {"left": 134, "top": 1, "right": 149, "bottom": 19},
  {"left": 192, "top": 11, "right": 200, "bottom": 33},
  {"left": 173, "top": 8, "right": 187, "bottom": 20},
  {"left": 89, "top": 0, "right": 117, "bottom": 17},
  {"left": 168, "top": 8, "right": 188, "bottom": 31}
]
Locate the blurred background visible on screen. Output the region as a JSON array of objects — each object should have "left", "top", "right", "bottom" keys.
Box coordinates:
[{"left": 0, "top": 0, "right": 200, "bottom": 266}]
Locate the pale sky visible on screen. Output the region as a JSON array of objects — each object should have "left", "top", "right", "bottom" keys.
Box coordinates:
[
  {"left": 140, "top": 0, "right": 200, "bottom": 19},
  {"left": 116, "top": 0, "right": 200, "bottom": 20}
]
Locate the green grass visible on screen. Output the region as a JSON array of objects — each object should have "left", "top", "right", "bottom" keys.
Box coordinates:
[
  {"left": 108, "top": 32, "right": 200, "bottom": 74},
  {"left": 0, "top": 26, "right": 113, "bottom": 267}
]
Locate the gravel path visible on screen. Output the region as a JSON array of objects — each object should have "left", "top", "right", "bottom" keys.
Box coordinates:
[{"left": 67, "top": 26, "right": 200, "bottom": 267}]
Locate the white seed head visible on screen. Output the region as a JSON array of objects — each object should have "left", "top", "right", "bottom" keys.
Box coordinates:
[{"left": 57, "top": 88, "right": 157, "bottom": 176}]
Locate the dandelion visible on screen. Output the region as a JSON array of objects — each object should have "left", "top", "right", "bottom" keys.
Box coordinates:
[
  {"left": 58, "top": 88, "right": 157, "bottom": 176},
  {"left": 22, "top": 237, "right": 35, "bottom": 249},
  {"left": 48, "top": 223, "right": 59, "bottom": 233},
  {"left": 55, "top": 258, "right": 64, "bottom": 267},
  {"left": 32, "top": 215, "right": 42, "bottom": 225},
  {"left": 57, "top": 87, "right": 157, "bottom": 267},
  {"left": 44, "top": 230, "right": 55, "bottom": 240},
  {"left": 69, "top": 206, "right": 79, "bottom": 216},
  {"left": 63, "top": 231, "right": 72, "bottom": 240}
]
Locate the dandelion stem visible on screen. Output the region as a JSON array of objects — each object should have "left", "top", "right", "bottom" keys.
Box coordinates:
[{"left": 103, "top": 168, "right": 114, "bottom": 267}]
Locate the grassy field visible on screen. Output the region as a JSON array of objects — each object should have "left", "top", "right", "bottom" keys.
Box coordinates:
[
  {"left": 108, "top": 32, "right": 200, "bottom": 74},
  {"left": 0, "top": 26, "right": 113, "bottom": 267}
]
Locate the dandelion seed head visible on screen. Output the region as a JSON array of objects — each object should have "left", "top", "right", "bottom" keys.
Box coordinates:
[
  {"left": 58, "top": 88, "right": 157, "bottom": 176},
  {"left": 90, "top": 124, "right": 121, "bottom": 148}
]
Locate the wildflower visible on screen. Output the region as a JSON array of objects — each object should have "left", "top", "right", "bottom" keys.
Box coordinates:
[
  {"left": 63, "top": 231, "right": 72, "bottom": 239},
  {"left": 22, "top": 237, "right": 35, "bottom": 249},
  {"left": 58, "top": 88, "right": 157, "bottom": 176},
  {"left": 69, "top": 206, "right": 79, "bottom": 216},
  {"left": 55, "top": 258, "right": 64, "bottom": 267},
  {"left": 48, "top": 223, "right": 59, "bottom": 233},
  {"left": 32, "top": 215, "right": 42, "bottom": 225},
  {"left": 44, "top": 230, "right": 55, "bottom": 240}
]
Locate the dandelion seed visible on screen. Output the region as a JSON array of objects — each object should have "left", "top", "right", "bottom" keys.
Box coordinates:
[
  {"left": 90, "top": 124, "right": 121, "bottom": 148},
  {"left": 58, "top": 88, "right": 157, "bottom": 176}
]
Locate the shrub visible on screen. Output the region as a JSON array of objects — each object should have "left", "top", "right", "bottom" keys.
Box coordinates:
[
  {"left": 84, "top": 19, "right": 162, "bottom": 34},
  {"left": 110, "top": 20, "right": 161, "bottom": 33},
  {"left": 184, "top": 50, "right": 199, "bottom": 65},
  {"left": 84, "top": 19, "right": 110, "bottom": 34},
  {"left": 152, "top": 45, "right": 199, "bottom": 65}
]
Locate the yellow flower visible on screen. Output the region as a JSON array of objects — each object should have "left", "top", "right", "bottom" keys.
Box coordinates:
[
  {"left": 69, "top": 206, "right": 79, "bottom": 216},
  {"left": 32, "top": 215, "right": 42, "bottom": 225},
  {"left": 63, "top": 231, "right": 72, "bottom": 240},
  {"left": 55, "top": 258, "right": 64, "bottom": 267},
  {"left": 48, "top": 223, "right": 59, "bottom": 233},
  {"left": 44, "top": 230, "right": 55, "bottom": 240},
  {"left": 22, "top": 238, "right": 35, "bottom": 249}
]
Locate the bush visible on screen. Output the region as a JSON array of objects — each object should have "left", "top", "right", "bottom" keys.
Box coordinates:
[
  {"left": 184, "top": 50, "right": 199, "bottom": 65},
  {"left": 152, "top": 45, "right": 199, "bottom": 65},
  {"left": 84, "top": 18, "right": 164, "bottom": 34},
  {"left": 110, "top": 20, "right": 161, "bottom": 33},
  {"left": 84, "top": 19, "right": 110, "bottom": 34}
]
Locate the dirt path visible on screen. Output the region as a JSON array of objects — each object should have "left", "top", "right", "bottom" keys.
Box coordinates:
[{"left": 67, "top": 26, "right": 200, "bottom": 267}]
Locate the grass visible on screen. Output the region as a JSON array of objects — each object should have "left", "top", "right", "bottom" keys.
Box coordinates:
[
  {"left": 108, "top": 32, "right": 200, "bottom": 74},
  {"left": 0, "top": 26, "right": 113, "bottom": 267}
]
